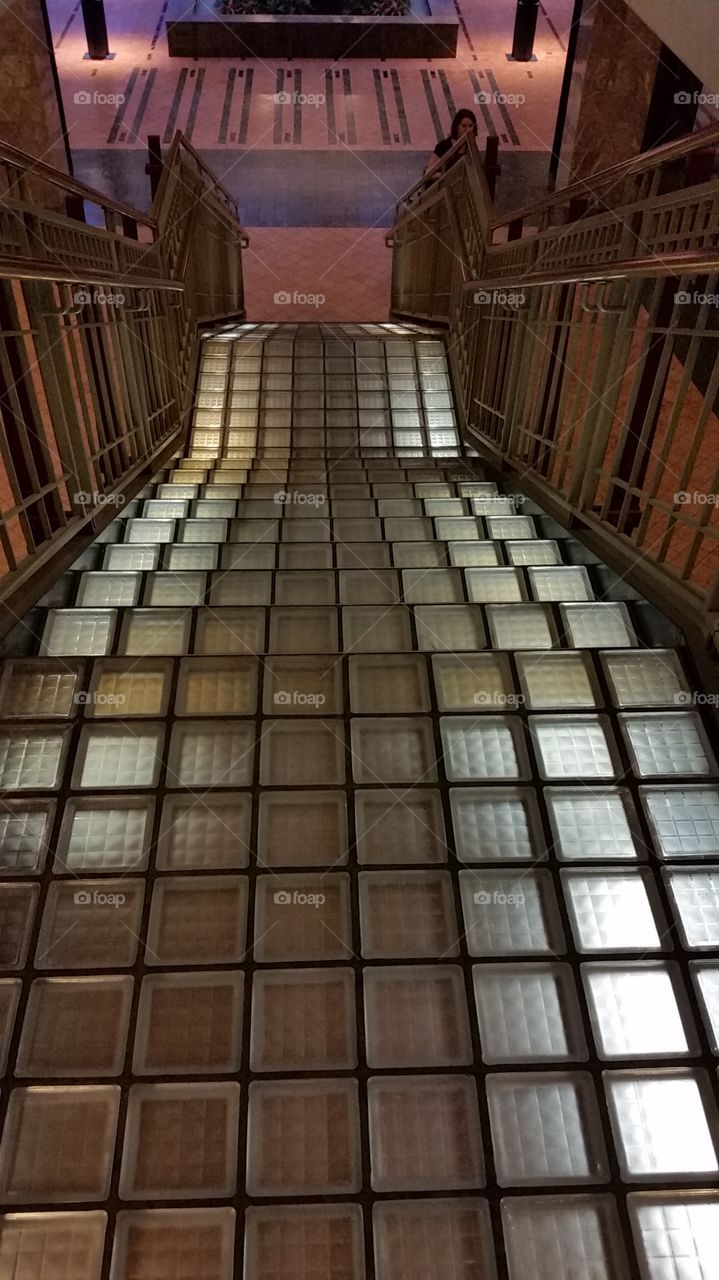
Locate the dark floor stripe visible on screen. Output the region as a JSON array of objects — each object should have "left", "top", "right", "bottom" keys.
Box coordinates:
[
  {"left": 342, "top": 70, "right": 356, "bottom": 145},
  {"left": 467, "top": 69, "right": 497, "bottom": 136},
  {"left": 107, "top": 68, "right": 139, "bottom": 144},
  {"left": 129, "top": 68, "right": 157, "bottom": 143},
  {"left": 274, "top": 69, "right": 285, "bottom": 144},
  {"left": 437, "top": 70, "right": 457, "bottom": 126},
  {"left": 373, "top": 69, "right": 391, "bottom": 145},
  {"left": 55, "top": 0, "right": 80, "bottom": 50},
  {"left": 150, "top": 0, "right": 169, "bottom": 52},
  {"left": 485, "top": 68, "right": 520, "bottom": 145},
  {"left": 293, "top": 69, "right": 302, "bottom": 145},
  {"left": 162, "top": 68, "right": 188, "bottom": 144},
  {"left": 539, "top": 0, "right": 566, "bottom": 51},
  {"left": 390, "top": 70, "right": 410, "bottom": 145},
  {"left": 219, "top": 69, "right": 236, "bottom": 144},
  {"left": 325, "top": 71, "right": 337, "bottom": 144},
  {"left": 185, "top": 68, "right": 205, "bottom": 141},
  {"left": 238, "top": 69, "right": 254, "bottom": 145},
  {"left": 421, "top": 69, "right": 444, "bottom": 143}
]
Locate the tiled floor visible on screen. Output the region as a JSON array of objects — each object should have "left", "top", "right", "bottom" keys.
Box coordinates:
[{"left": 1, "top": 323, "right": 719, "bottom": 1279}]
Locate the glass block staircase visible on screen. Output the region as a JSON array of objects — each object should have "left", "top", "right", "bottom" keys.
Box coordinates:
[{"left": 0, "top": 322, "right": 718, "bottom": 1280}]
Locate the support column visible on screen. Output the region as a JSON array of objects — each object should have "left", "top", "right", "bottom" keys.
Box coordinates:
[{"left": 509, "top": 0, "right": 539, "bottom": 62}]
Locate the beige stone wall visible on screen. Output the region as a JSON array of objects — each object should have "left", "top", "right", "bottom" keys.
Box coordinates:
[{"left": 0, "top": 0, "right": 69, "bottom": 173}]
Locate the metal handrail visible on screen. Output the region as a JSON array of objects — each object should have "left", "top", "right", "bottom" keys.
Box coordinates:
[
  {"left": 0, "top": 255, "right": 183, "bottom": 290},
  {"left": 489, "top": 121, "right": 719, "bottom": 231},
  {"left": 151, "top": 132, "right": 244, "bottom": 229},
  {"left": 464, "top": 247, "right": 719, "bottom": 292},
  {"left": 0, "top": 138, "right": 157, "bottom": 228}
]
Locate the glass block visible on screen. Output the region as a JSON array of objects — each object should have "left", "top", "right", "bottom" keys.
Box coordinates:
[
  {"left": 143, "top": 571, "right": 205, "bottom": 606},
  {"left": 620, "top": 713, "right": 716, "bottom": 777},
  {"left": 473, "top": 962, "right": 587, "bottom": 1063},
  {"left": 275, "top": 570, "right": 335, "bottom": 605},
  {"left": 73, "top": 725, "right": 163, "bottom": 789},
  {"left": 76, "top": 572, "right": 141, "bottom": 608},
  {"left": 246, "top": 1079, "right": 361, "bottom": 1196},
  {"left": 16, "top": 977, "right": 133, "bottom": 1077},
  {"left": 259, "top": 720, "right": 344, "bottom": 786},
  {"left": 41, "top": 609, "right": 116, "bottom": 657},
  {"left": 414, "top": 605, "right": 485, "bottom": 651},
  {"left": 338, "top": 573, "right": 397, "bottom": 611},
  {"left": 447, "top": 541, "right": 500, "bottom": 567},
  {"left": 465, "top": 568, "right": 523, "bottom": 604},
  {"left": 367, "top": 1075, "right": 484, "bottom": 1192},
  {"left": 601, "top": 649, "right": 690, "bottom": 708},
  {"left": 486, "top": 516, "right": 535, "bottom": 539},
  {"left": 0, "top": 1211, "right": 107, "bottom": 1280},
  {"left": 119, "top": 608, "right": 191, "bottom": 657},
  {"left": 195, "top": 608, "right": 265, "bottom": 655},
  {"left": 432, "top": 653, "right": 515, "bottom": 712},
  {"left": 175, "top": 657, "right": 257, "bottom": 716},
  {"left": 0, "top": 728, "right": 69, "bottom": 791},
  {"left": 208, "top": 570, "right": 271, "bottom": 606},
  {"left": 167, "top": 722, "right": 254, "bottom": 788},
  {"left": 354, "top": 789, "right": 447, "bottom": 864},
  {"left": 54, "top": 796, "right": 152, "bottom": 873},
  {"left": 441, "top": 717, "right": 530, "bottom": 781},
  {"left": 516, "top": 652, "right": 599, "bottom": 709},
  {"left": 506, "top": 540, "right": 562, "bottom": 566},
  {"left": 435, "top": 517, "right": 483, "bottom": 542},
  {"left": 349, "top": 654, "right": 429, "bottom": 713},
  {"left": 487, "top": 1073, "right": 608, "bottom": 1187},
  {"left": 0, "top": 800, "right": 54, "bottom": 874},
  {"left": 359, "top": 871, "right": 459, "bottom": 958},
  {"left": 343, "top": 606, "right": 413, "bottom": 652},
  {"left": 459, "top": 869, "right": 565, "bottom": 957},
  {"left": 0, "top": 980, "right": 21, "bottom": 1073},
  {"left": 487, "top": 605, "right": 556, "bottom": 649},
  {"left": 641, "top": 786, "right": 719, "bottom": 858},
  {"left": 268, "top": 608, "right": 338, "bottom": 653},
  {"left": 393, "top": 541, "right": 449, "bottom": 567},
  {"left": 531, "top": 715, "right": 618, "bottom": 780},
  {"left": 156, "top": 793, "right": 250, "bottom": 869},
  {"left": 245, "top": 1205, "right": 364, "bottom": 1280},
  {"left": 364, "top": 965, "right": 471, "bottom": 1067},
  {"left": 254, "top": 873, "right": 352, "bottom": 962},
  {"left": 663, "top": 867, "right": 719, "bottom": 949},
  {"left": 0, "top": 884, "right": 38, "bottom": 969},
  {"left": 502, "top": 1195, "right": 629, "bottom": 1280},
  {"left": 263, "top": 656, "right": 342, "bottom": 716},
  {"left": 384, "top": 519, "right": 434, "bottom": 543},
  {"left": 165, "top": 543, "right": 218, "bottom": 570},
  {"left": 562, "top": 869, "right": 667, "bottom": 953},
  {"left": 692, "top": 963, "right": 719, "bottom": 1052},
  {"left": 82, "top": 663, "right": 168, "bottom": 721},
  {"left": 257, "top": 792, "right": 347, "bottom": 867},
  {"left": 125, "top": 518, "right": 175, "bottom": 544},
  {"left": 605, "top": 1070, "right": 719, "bottom": 1180},
  {"left": 110, "top": 1208, "right": 235, "bottom": 1280},
  {"left": 279, "top": 543, "right": 333, "bottom": 569},
  {"left": 250, "top": 968, "right": 356, "bottom": 1071},
  {"left": 546, "top": 788, "right": 640, "bottom": 861},
  {"left": 628, "top": 1192, "right": 719, "bottom": 1280},
  {"left": 583, "top": 962, "right": 697, "bottom": 1059},
  {"left": 143, "top": 499, "right": 189, "bottom": 519},
  {"left": 145, "top": 876, "right": 248, "bottom": 965},
  {"left": 0, "top": 1086, "right": 120, "bottom": 1202},
  {"left": 221, "top": 542, "right": 275, "bottom": 569},
  {"left": 133, "top": 972, "right": 244, "bottom": 1074},
  {"left": 351, "top": 717, "right": 437, "bottom": 783},
  {"left": 561, "top": 603, "right": 636, "bottom": 647},
  {"left": 34, "top": 880, "right": 144, "bottom": 969},
  {"left": 119, "top": 1083, "right": 240, "bottom": 1199},
  {"left": 528, "top": 567, "right": 593, "bottom": 602},
  {"left": 401, "top": 568, "right": 464, "bottom": 604},
  {"left": 451, "top": 788, "right": 543, "bottom": 862},
  {"left": 373, "top": 1198, "right": 495, "bottom": 1280},
  {"left": 0, "top": 662, "right": 81, "bottom": 718}
]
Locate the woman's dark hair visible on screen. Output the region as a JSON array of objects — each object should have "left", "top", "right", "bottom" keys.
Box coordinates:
[{"left": 449, "top": 109, "right": 478, "bottom": 141}]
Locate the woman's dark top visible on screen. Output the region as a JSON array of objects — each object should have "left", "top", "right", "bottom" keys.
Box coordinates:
[{"left": 433, "top": 137, "right": 455, "bottom": 161}]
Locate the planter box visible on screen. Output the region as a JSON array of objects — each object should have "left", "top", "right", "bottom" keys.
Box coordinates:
[{"left": 166, "top": 0, "right": 458, "bottom": 58}]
